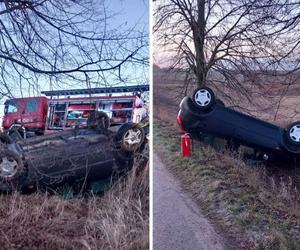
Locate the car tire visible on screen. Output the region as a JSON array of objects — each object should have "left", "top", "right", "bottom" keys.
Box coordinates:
[
  {"left": 0, "top": 148, "right": 27, "bottom": 192},
  {"left": 192, "top": 87, "right": 216, "bottom": 110},
  {"left": 114, "top": 123, "right": 145, "bottom": 152},
  {"left": 286, "top": 122, "right": 300, "bottom": 145}
]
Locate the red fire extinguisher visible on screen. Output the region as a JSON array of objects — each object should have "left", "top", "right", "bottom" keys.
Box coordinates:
[{"left": 181, "top": 133, "right": 191, "bottom": 157}]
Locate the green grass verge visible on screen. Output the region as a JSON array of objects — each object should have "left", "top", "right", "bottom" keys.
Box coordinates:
[{"left": 154, "top": 119, "right": 300, "bottom": 249}]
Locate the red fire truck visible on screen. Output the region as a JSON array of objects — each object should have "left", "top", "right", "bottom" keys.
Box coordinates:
[{"left": 2, "top": 85, "right": 149, "bottom": 138}]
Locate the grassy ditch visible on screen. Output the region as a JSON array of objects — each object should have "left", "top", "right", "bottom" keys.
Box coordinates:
[
  {"left": 0, "top": 159, "right": 149, "bottom": 250},
  {"left": 154, "top": 119, "right": 300, "bottom": 249}
]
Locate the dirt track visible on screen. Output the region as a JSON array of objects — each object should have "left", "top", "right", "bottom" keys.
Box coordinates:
[{"left": 153, "top": 153, "right": 225, "bottom": 250}]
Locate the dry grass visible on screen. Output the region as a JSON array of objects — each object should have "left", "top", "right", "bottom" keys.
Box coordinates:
[
  {"left": 0, "top": 159, "right": 149, "bottom": 250},
  {"left": 154, "top": 120, "right": 300, "bottom": 249}
]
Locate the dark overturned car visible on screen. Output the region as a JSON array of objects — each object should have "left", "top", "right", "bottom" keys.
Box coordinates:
[
  {"left": 0, "top": 112, "right": 148, "bottom": 192},
  {"left": 177, "top": 87, "right": 300, "bottom": 160}
]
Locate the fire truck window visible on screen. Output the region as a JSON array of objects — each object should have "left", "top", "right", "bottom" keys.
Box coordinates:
[
  {"left": 5, "top": 103, "right": 18, "bottom": 114},
  {"left": 25, "top": 99, "right": 38, "bottom": 113}
]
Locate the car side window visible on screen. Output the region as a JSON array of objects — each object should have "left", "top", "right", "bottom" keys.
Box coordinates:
[{"left": 25, "top": 99, "right": 38, "bottom": 113}]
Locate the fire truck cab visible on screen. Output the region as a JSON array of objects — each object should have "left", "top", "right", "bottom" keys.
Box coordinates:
[
  {"left": 2, "top": 85, "right": 149, "bottom": 137},
  {"left": 3, "top": 96, "right": 48, "bottom": 136}
]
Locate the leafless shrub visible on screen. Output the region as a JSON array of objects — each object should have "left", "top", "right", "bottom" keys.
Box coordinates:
[{"left": 0, "top": 0, "right": 149, "bottom": 97}]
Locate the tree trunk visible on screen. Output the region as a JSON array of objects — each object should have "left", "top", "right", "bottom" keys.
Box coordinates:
[{"left": 192, "top": 0, "right": 207, "bottom": 87}]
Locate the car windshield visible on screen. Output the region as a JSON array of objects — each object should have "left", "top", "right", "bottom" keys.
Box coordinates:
[{"left": 4, "top": 102, "right": 18, "bottom": 114}]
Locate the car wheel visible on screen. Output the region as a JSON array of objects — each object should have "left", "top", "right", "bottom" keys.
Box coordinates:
[
  {"left": 286, "top": 122, "right": 300, "bottom": 145},
  {"left": 192, "top": 87, "right": 215, "bottom": 110},
  {"left": 115, "top": 123, "right": 145, "bottom": 152},
  {"left": 0, "top": 149, "right": 27, "bottom": 191}
]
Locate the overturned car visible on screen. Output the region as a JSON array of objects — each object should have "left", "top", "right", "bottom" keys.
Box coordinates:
[
  {"left": 0, "top": 113, "right": 147, "bottom": 192},
  {"left": 177, "top": 87, "right": 300, "bottom": 159}
]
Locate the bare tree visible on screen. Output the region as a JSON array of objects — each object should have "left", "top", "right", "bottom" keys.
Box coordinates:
[
  {"left": 0, "top": 0, "right": 148, "bottom": 97},
  {"left": 154, "top": 0, "right": 300, "bottom": 96}
]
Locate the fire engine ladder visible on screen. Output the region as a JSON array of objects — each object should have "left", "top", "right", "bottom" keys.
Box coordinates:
[
  {"left": 41, "top": 85, "right": 149, "bottom": 97},
  {"left": 48, "top": 103, "right": 69, "bottom": 129}
]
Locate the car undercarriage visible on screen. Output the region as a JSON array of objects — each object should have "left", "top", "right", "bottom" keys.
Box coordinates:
[
  {"left": 178, "top": 87, "right": 300, "bottom": 162},
  {"left": 0, "top": 118, "right": 148, "bottom": 192}
]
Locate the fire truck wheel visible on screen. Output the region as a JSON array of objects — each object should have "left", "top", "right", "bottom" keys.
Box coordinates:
[
  {"left": 87, "top": 111, "right": 110, "bottom": 129},
  {"left": 0, "top": 148, "right": 27, "bottom": 191},
  {"left": 115, "top": 123, "right": 145, "bottom": 152}
]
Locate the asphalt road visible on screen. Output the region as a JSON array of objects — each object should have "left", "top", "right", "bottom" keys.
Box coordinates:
[{"left": 153, "top": 153, "right": 225, "bottom": 250}]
